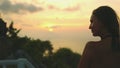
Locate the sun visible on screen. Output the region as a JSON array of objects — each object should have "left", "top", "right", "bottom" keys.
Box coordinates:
[
  {"left": 42, "top": 23, "right": 55, "bottom": 32},
  {"left": 49, "top": 28, "right": 53, "bottom": 32}
]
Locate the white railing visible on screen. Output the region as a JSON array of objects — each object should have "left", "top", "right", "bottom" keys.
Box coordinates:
[{"left": 0, "top": 58, "right": 35, "bottom": 68}]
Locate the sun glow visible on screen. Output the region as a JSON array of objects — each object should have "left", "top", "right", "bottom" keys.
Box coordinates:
[
  {"left": 49, "top": 28, "right": 53, "bottom": 32},
  {"left": 41, "top": 23, "right": 56, "bottom": 32}
]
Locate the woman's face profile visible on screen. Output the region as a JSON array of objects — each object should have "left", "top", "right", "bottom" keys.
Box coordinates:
[{"left": 89, "top": 15, "right": 104, "bottom": 36}]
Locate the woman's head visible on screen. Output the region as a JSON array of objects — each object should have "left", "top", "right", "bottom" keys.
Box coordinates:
[
  {"left": 91, "top": 6, "right": 120, "bottom": 51},
  {"left": 90, "top": 13, "right": 107, "bottom": 37},
  {"left": 92, "top": 6, "right": 119, "bottom": 36}
]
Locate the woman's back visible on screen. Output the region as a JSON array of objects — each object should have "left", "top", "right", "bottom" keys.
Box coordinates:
[{"left": 90, "top": 38, "right": 120, "bottom": 68}]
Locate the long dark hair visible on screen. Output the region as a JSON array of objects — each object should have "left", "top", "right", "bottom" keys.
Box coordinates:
[{"left": 92, "top": 6, "right": 120, "bottom": 52}]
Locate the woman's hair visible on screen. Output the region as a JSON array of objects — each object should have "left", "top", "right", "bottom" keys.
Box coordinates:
[{"left": 92, "top": 6, "right": 120, "bottom": 52}]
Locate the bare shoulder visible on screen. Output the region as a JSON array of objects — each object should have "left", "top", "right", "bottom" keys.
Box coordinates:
[
  {"left": 84, "top": 41, "right": 104, "bottom": 54},
  {"left": 81, "top": 41, "right": 98, "bottom": 59},
  {"left": 84, "top": 41, "right": 99, "bottom": 52},
  {"left": 86, "top": 41, "right": 99, "bottom": 48},
  {"left": 86, "top": 41, "right": 97, "bottom": 45}
]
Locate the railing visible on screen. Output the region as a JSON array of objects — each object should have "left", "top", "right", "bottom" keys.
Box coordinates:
[{"left": 0, "top": 58, "right": 35, "bottom": 68}]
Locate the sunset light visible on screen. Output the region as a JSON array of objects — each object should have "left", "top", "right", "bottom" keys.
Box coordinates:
[
  {"left": 41, "top": 23, "right": 56, "bottom": 32},
  {"left": 1, "top": 0, "right": 120, "bottom": 68},
  {"left": 49, "top": 28, "right": 53, "bottom": 32},
  {"left": 1, "top": 0, "right": 120, "bottom": 54}
]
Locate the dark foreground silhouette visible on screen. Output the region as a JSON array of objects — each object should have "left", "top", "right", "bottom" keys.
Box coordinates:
[
  {"left": 78, "top": 6, "right": 120, "bottom": 68},
  {"left": 0, "top": 18, "right": 81, "bottom": 68}
]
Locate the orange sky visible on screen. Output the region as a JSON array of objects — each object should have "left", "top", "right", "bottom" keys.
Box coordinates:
[{"left": 1, "top": 0, "right": 120, "bottom": 54}]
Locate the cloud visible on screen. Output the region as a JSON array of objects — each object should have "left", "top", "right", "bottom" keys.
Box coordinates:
[
  {"left": 0, "top": 0, "right": 43, "bottom": 14},
  {"left": 48, "top": 5, "right": 57, "bottom": 10},
  {"left": 47, "top": 4, "right": 80, "bottom": 12},
  {"left": 64, "top": 4, "right": 80, "bottom": 11},
  {"left": 21, "top": 24, "right": 33, "bottom": 27},
  {"left": 46, "top": 25, "right": 60, "bottom": 29}
]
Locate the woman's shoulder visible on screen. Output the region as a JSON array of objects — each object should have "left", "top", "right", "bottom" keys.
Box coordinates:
[
  {"left": 82, "top": 41, "right": 98, "bottom": 58},
  {"left": 84, "top": 41, "right": 99, "bottom": 51},
  {"left": 85, "top": 41, "right": 104, "bottom": 52},
  {"left": 86, "top": 41, "right": 100, "bottom": 48}
]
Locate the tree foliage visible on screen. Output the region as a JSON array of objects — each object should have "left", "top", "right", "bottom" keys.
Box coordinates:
[
  {"left": 0, "top": 18, "right": 81, "bottom": 68},
  {"left": 52, "top": 48, "right": 81, "bottom": 68},
  {"left": 7, "top": 21, "right": 21, "bottom": 38}
]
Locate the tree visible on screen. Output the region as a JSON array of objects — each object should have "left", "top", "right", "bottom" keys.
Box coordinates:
[
  {"left": 42, "top": 40, "right": 53, "bottom": 56},
  {"left": 7, "top": 21, "right": 21, "bottom": 38},
  {"left": 0, "top": 18, "right": 12, "bottom": 59},
  {"left": 0, "top": 18, "right": 7, "bottom": 37},
  {"left": 43, "top": 48, "right": 81, "bottom": 68},
  {"left": 53, "top": 48, "right": 81, "bottom": 68},
  {"left": 0, "top": 18, "right": 81, "bottom": 68}
]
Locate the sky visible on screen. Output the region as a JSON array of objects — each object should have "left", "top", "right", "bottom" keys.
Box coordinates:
[{"left": 0, "top": 0, "right": 120, "bottom": 54}]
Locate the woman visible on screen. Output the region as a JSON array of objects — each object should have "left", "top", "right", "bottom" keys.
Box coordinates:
[{"left": 78, "top": 6, "right": 120, "bottom": 68}]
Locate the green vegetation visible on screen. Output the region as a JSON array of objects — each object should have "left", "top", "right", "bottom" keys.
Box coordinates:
[{"left": 0, "top": 18, "right": 81, "bottom": 68}]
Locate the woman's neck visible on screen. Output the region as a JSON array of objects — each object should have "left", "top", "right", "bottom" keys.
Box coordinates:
[{"left": 100, "top": 33, "right": 112, "bottom": 40}]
